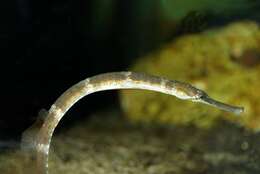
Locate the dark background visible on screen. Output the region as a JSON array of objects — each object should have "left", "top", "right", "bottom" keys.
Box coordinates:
[
  {"left": 1, "top": 0, "right": 260, "bottom": 143},
  {"left": 1, "top": 0, "right": 164, "bottom": 140}
]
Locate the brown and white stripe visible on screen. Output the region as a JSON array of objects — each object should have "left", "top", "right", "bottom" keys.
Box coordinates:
[{"left": 22, "top": 71, "right": 244, "bottom": 174}]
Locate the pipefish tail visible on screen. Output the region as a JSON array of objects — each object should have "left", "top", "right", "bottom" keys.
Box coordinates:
[{"left": 22, "top": 72, "right": 243, "bottom": 174}]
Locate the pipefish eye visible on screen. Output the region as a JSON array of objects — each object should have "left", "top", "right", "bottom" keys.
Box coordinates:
[{"left": 194, "top": 89, "right": 207, "bottom": 100}]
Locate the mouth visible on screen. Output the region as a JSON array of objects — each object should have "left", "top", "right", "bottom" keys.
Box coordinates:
[{"left": 196, "top": 95, "right": 244, "bottom": 115}]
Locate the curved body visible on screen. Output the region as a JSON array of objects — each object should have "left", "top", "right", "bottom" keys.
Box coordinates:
[{"left": 23, "top": 72, "right": 243, "bottom": 174}]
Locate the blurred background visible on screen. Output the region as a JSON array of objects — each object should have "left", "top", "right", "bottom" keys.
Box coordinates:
[{"left": 1, "top": 0, "right": 260, "bottom": 147}]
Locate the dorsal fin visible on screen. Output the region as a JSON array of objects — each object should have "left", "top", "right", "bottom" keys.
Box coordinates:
[{"left": 20, "top": 109, "right": 48, "bottom": 152}]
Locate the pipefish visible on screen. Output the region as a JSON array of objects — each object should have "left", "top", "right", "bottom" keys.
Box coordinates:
[{"left": 21, "top": 71, "right": 244, "bottom": 174}]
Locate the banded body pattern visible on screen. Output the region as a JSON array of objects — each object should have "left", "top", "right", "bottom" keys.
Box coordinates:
[{"left": 22, "top": 72, "right": 243, "bottom": 174}]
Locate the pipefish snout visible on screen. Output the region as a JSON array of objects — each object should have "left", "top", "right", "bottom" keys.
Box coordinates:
[
  {"left": 24, "top": 72, "right": 244, "bottom": 174},
  {"left": 195, "top": 92, "right": 244, "bottom": 115}
]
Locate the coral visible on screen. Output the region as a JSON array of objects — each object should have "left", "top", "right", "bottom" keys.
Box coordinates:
[{"left": 120, "top": 21, "right": 260, "bottom": 131}]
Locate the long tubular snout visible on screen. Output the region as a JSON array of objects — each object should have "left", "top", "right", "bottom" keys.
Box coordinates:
[{"left": 198, "top": 94, "right": 244, "bottom": 115}]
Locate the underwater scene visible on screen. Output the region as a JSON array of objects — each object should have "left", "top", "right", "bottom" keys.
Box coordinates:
[{"left": 1, "top": 0, "right": 260, "bottom": 173}]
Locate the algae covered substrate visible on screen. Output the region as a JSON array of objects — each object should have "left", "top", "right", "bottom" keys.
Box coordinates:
[
  {"left": 121, "top": 21, "right": 260, "bottom": 132},
  {"left": 1, "top": 110, "right": 260, "bottom": 174}
]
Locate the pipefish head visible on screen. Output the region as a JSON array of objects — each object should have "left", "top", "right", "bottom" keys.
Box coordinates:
[
  {"left": 173, "top": 82, "right": 205, "bottom": 100},
  {"left": 191, "top": 88, "right": 244, "bottom": 115},
  {"left": 171, "top": 81, "right": 243, "bottom": 115}
]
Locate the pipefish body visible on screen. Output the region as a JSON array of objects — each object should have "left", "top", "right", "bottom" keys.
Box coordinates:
[{"left": 21, "top": 71, "right": 244, "bottom": 174}]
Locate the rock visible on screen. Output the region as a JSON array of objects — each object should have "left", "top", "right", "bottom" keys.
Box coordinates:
[{"left": 120, "top": 21, "right": 260, "bottom": 131}]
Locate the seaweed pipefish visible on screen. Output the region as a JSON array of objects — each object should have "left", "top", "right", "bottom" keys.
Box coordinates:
[{"left": 21, "top": 71, "right": 244, "bottom": 174}]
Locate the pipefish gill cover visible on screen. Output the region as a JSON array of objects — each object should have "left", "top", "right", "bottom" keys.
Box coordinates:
[{"left": 1, "top": 0, "right": 260, "bottom": 174}]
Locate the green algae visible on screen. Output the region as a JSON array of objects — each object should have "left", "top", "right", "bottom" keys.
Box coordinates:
[
  {"left": 120, "top": 21, "right": 260, "bottom": 131},
  {"left": 159, "top": 0, "right": 253, "bottom": 20}
]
